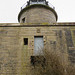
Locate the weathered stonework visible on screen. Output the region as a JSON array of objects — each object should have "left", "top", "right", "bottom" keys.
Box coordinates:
[
  {"left": 0, "top": 0, "right": 75, "bottom": 75},
  {"left": 0, "top": 23, "right": 75, "bottom": 75},
  {"left": 18, "top": 4, "right": 57, "bottom": 23}
]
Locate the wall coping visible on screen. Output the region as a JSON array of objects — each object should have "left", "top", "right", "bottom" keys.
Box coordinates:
[{"left": 0, "top": 22, "right": 75, "bottom": 27}]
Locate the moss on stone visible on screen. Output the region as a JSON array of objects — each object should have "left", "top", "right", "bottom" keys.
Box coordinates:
[{"left": 21, "top": 45, "right": 28, "bottom": 74}]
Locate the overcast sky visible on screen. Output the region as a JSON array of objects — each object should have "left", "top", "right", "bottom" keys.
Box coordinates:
[{"left": 0, "top": 0, "right": 75, "bottom": 23}]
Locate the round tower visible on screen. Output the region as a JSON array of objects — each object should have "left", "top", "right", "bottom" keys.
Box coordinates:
[{"left": 18, "top": 0, "right": 58, "bottom": 23}]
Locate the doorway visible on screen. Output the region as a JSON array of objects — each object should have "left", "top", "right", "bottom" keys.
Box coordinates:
[{"left": 34, "top": 36, "right": 44, "bottom": 55}]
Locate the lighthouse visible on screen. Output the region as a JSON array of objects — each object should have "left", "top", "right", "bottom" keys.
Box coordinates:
[{"left": 18, "top": 0, "right": 58, "bottom": 23}]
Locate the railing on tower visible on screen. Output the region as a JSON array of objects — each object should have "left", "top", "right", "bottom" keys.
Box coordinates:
[{"left": 21, "top": 1, "right": 55, "bottom": 10}]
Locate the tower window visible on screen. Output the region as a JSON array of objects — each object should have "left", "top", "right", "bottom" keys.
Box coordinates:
[
  {"left": 24, "top": 38, "right": 28, "bottom": 45},
  {"left": 22, "top": 17, "right": 25, "bottom": 23},
  {"left": 31, "top": 0, "right": 37, "bottom": 2},
  {"left": 38, "top": 0, "right": 44, "bottom": 2}
]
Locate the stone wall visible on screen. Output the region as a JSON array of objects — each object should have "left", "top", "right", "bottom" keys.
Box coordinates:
[
  {"left": 18, "top": 5, "right": 57, "bottom": 23},
  {"left": 0, "top": 23, "right": 75, "bottom": 75}
]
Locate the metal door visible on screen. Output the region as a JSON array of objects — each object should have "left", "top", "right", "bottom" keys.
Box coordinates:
[{"left": 34, "top": 36, "right": 44, "bottom": 55}]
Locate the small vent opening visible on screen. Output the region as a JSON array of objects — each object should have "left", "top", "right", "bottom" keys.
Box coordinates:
[{"left": 24, "top": 38, "right": 28, "bottom": 45}]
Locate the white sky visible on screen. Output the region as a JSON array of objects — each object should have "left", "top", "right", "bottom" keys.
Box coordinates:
[{"left": 0, "top": 0, "right": 75, "bottom": 23}]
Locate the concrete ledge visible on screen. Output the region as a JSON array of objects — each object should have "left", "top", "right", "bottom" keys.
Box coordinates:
[{"left": 0, "top": 22, "right": 75, "bottom": 27}]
